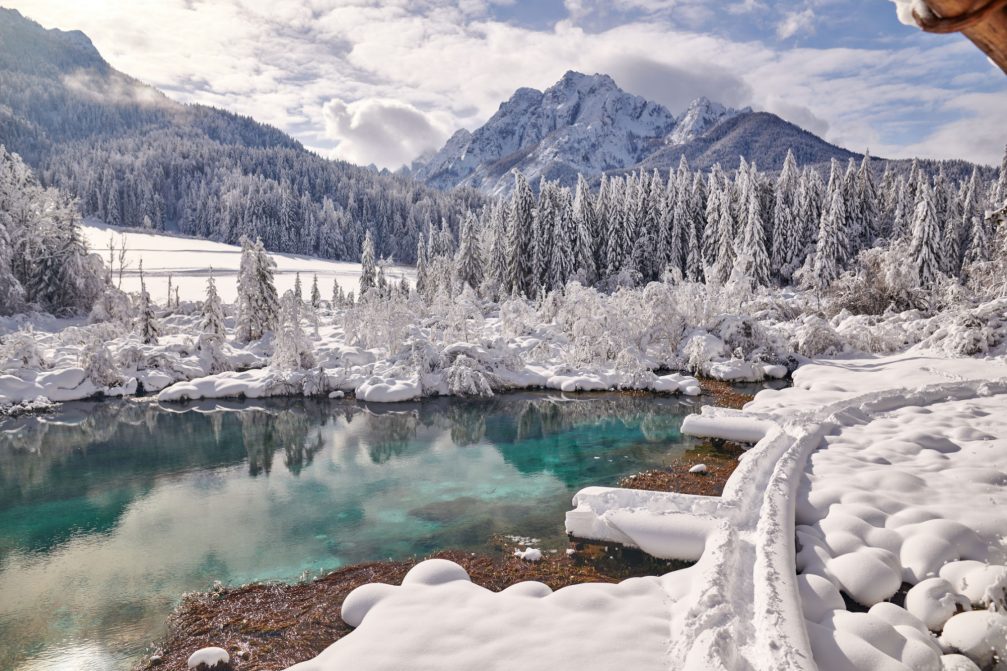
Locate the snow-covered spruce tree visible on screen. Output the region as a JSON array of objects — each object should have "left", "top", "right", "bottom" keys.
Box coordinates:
[
  {"left": 891, "top": 176, "right": 911, "bottom": 242},
  {"left": 455, "top": 211, "right": 484, "bottom": 290},
  {"left": 136, "top": 260, "right": 160, "bottom": 345},
  {"left": 812, "top": 181, "right": 847, "bottom": 294},
  {"left": 703, "top": 172, "right": 722, "bottom": 266},
  {"left": 236, "top": 236, "right": 279, "bottom": 342},
  {"left": 771, "top": 149, "right": 799, "bottom": 280},
  {"left": 200, "top": 271, "right": 225, "bottom": 340},
  {"left": 548, "top": 187, "right": 576, "bottom": 290},
  {"left": 572, "top": 174, "right": 597, "bottom": 285},
  {"left": 856, "top": 151, "right": 881, "bottom": 245},
  {"left": 310, "top": 274, "right": 321, "bottom": 310},
  {"left": 841, "top": 159, "right": 861, "bottom": 264},
  {"left": 942, "top": 184, "right": 964, "bottom": 276},
  {"left": 712, "top": 184, "right": 736, "bottom": 284},
  {"left": 294, "top": 272, "right": 303, "bottom": 303},
  {"left": 331, "top": 277, "right": 344, "bottom": 308},
  {"left": 272, "top": 289, "right": 315, "bottom": 370},
  {"left": 359, "top": 230, "right": 377, "bottom": 299},
  {"left": 909, "top": 176, "right": 943, "bottom": 290},
  {"left": 990, "top": 143, "right": 1007, "bottom": 208},
  {"left": 531, "top": 179, "right": 555, "bottom": 293},
  {"left": 415, "top": 236, "right": 429, "bottom": 300},
  {"left": 734, "top": 183, "right": 770, "bottom": 287},
  {"left": 506, "top": 171, "right": 535, "bottom": 296}
]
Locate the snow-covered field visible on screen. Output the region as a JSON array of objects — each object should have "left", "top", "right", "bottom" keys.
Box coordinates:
[
  {"left": 80, "top": 222, "right": 414, "bottom": 304},
  {"left": 291, "top": 353, "right": 1007, "bottom": 671}
]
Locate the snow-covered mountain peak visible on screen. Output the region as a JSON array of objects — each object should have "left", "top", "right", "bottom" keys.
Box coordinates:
[
  {"left": 413, "top": 70, "right": 676, "bottom": 194},
  {"left": 667, "top": 96, "right": 750, "bottom": 146}
]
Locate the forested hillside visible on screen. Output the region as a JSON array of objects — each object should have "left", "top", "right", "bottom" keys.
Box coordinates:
[{"left": 0, "top": 8, "right": 482, "bottom": 264}]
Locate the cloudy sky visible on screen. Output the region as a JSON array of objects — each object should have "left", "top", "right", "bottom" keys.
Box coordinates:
[{"left": 9, "top": 0, "right": 1007, "bottom": 168}]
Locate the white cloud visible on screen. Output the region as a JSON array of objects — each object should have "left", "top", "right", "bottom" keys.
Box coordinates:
[
  {"left": 776, "top": 8, "right": 815, "bottom": 40},
  {"left": 321, "top": 98, "right": 452, "bottom": 168}
]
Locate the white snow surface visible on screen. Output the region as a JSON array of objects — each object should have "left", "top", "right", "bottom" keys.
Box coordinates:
[
  {"left": 286, "top": 352, "right": 1007, "bottom": 671},
  {"left": 80, "top": 222, "right": 414, "bottom": 304},
  {"left": 187, "top": 647, "right": 229, "bottom": 669}
]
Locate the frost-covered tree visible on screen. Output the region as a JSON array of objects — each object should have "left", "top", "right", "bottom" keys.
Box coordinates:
[
  {"left": 200, "top": 270, "right": 225, "bottom": 340},
  {"left": 771, "top": 149, "right": 799, "bottom": 279},
  {"left": 272, "top": 289, "right": 315, "bottom": 370},
  {"left": 856, "top": 151, "right": 881, "bottom": 245},
  {"left": 734, "top": 185, "right": 770, "bottom": 287},
  {"left": 506, "top": 171, "right": 535, "bottom": 295},
  {"left": 236, "top": 236, "right": 279, "bottom": 342},
  {"left": 359, "top": 230, "right": 377, "bottom": 298},
  {"left": 813, "top": 182, "right": 847, "bottom": 293},
  {"left": 455, "top": 211, "right": 484, "bottom": 290},
  {"left": 310, "top": 274, "right": 321, "bottom": 310},
  {"left": 136, "top": 260, "right": 160, "bottom": 345},
  {"left": 415, "top": 236, "right": 429, "bottom": 299},
  {"left": 572, "top": 175, "right": 597, "bottom": 285},
  {"left": 909, "top": 176, "right": 943, "bottom": 289},
  {"left": 548, "top": 187, "right": 576, "bottom": 289}
]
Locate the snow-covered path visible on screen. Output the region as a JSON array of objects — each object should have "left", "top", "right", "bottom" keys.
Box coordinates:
[{"left": 289, "top": 353, "right": 1007, "bottom": 671}]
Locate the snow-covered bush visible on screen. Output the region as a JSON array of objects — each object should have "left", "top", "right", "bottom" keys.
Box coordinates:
[
  {"left": 90, "top": 286, "right": 133, "bottom": 325},
  {"left": 827, "top": 243, "right": 928, "bottom": 316},
  {"left": 0, "top": 327, "right": 45, "bottom": 369},
  {"left": 790, "top": 315, "right": 845, "bottom": 357},
  {"left": 444, "top": 354, "right": 494, "bottom": 398},
  {"left": 79, "top": 336, "right": 121, "bottom": 387}
]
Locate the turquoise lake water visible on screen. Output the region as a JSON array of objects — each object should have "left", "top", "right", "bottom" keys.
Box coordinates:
[{"left": 0, "top": 392, "right": 708, "bottom": 670}]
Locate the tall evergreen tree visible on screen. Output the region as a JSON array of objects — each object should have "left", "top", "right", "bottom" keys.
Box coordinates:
[
  {"left": 909, "top": 176, "right": 942, "bottom": 289},
  {"left": 455, "top": 211, "right": 484, "bottom": 290},
  {"left": 771, "top": 149, "right": 799, "bottom": 279},
  {"left": 572, "top": 174, "right": 597, "bottom": 284},
  {"left": 813, "top": 183, "right": 846, "bottom": 293},
  {"left": 200, "top": 270, "right": 225, "bottom": 340},
  {"left": 735, "top": 184, "right": 770, "bottom": 286},
  {"left": 506, "top": 171, "right": 535, "bottom": 295},
  {"left": 359, "top": 230, "right": 377, "bottom": 297}
]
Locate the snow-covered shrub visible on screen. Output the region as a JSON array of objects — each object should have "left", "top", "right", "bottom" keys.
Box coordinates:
[
  {"left": 790, "top": 315, "right": 845, "bottom": 357},
  {"left": 500, "top": 296, "right": 539, "bottom": 339},
  {"left": 273, "top": 290, "right": 315, "bottom": 370},
  {"left": 0, "top": 327, "right": 45, "bottom": 369},
  {"left": 681, "top": 332, "right": 728, "bottom": 374},
  {"left": 827, "top": 243, "right": 928, "bottom": 316},
  {"left": 196, "top": 333, "right": 229, "bottom": 374},
  {"left": 613, "top": 348, "right": 657, "bottom": 389},
  {"left": 301, "top": 367, "right": 329, "bottom": 396},
  {"left": 79, "top": 336, "right": 121, "bottom": 387},
  {"left": 90, "top": 286, "right": 133, "bottom": 325},
  {"left": 832, "top": 313, "right": 904, "bottom": 354},
  {"left": 444, "top": 354, "right": 494, "bottom": 398}
]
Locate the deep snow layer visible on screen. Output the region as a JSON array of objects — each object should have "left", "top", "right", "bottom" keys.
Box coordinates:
[
  {"left": 80, "top": 222, "right": 415, "bottom": 304},
  {"left": 285, "top": 353, "right": 1007, "bottom": 671}
]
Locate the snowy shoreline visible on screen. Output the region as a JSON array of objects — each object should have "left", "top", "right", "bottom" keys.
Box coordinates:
[{"left": 279, "top": 353, "right": 1007, "bottom": 671}]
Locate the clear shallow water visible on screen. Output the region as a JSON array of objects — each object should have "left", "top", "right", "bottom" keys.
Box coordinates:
[{"left": 0, "top": 392, "right": 705, "bottom": 671}]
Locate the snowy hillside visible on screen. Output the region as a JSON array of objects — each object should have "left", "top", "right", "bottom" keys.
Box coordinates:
[{"left": 80, "top": 223, "right": 415, "bottom": 305}]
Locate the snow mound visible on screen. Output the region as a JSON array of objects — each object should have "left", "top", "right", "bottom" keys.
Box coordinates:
[
  {"left": 286, "top": 558, "right": 685, "bottom": 671},
  {"left": 187, "top": 647, "right": 229, "bottom": 669}
]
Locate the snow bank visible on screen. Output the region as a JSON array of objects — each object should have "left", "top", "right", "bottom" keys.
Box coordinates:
[{"left": 286, "top": 558, "right": 687, "bottom": 671}]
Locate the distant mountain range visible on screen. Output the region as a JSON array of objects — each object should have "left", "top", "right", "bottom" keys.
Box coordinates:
[{"left": 408, "top": 71, "right": 984, "bottom": 195}]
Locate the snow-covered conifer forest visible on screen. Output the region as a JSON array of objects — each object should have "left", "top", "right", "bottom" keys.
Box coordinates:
[{"left": 3, "top": 4, "right": 1007, "bottom": 671}]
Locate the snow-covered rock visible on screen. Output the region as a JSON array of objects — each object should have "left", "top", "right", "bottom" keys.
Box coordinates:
[{"left": 187, "top": 646, "right": 229, "bottom": 669}]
